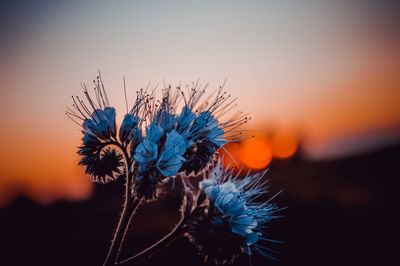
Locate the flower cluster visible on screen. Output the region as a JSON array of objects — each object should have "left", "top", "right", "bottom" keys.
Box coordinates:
[
  {"left": 185, "top": 160, "right": 280, "bottom": 264},
  {"left": 132, "top": 85, "right": 248, "bottom": 200},
  {"left": 67, "top": 77, "right": 248, "bottom": 199},
  {"left": 67, "top": 74, "right": 282, "bottom": 265}
]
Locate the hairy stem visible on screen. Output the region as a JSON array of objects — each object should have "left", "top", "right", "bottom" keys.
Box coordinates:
[
  {"left": 103, "top": 140, "right": 142, "bottom": 266},
  {"left": 117, "top": 180, "right": 195, "bottom": 265},
  {"left": 115, "top": 197, "right": 143, "bottom": 262},
  {"left": 103, "top": 197, "right": 141, "bottom": 266},
  {"left": 117, "top": 217, "right": 187, "bottom": 265}
]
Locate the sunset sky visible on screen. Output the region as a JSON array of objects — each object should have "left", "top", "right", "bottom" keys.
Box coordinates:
[{"left": 0, "top": 0, "right": 399, "bottom": 206}]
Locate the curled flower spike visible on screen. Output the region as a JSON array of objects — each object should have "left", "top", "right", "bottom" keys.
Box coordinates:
[
  {"left": 66, "top": 75, "right": 123, "bottom": 183},
  {"left": 67, "top": 75, "right": 150, "bottom": 184},
  {"left": 80, "top": 148, "right": 124, "bottom": 183},
  {"left": 185, "top": 159, "right": 281, "bottom": 264}
]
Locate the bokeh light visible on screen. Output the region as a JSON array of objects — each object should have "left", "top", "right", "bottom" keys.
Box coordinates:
[
  {"left": 271, "top": 130, "right": 299, "bottom": 159},
  {"left": 240, "top": 134, "right": 272, "bottom": 169},
  {"left": 220, "top": 131, "right": 299, "bottom": 171}
]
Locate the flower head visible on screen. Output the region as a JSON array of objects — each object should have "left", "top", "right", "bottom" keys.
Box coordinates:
[
  {"left": 134, "top": 140, "right": 159, "bottom": 164},
  {"left": 132, "top": 83, "right": 248, "bottom": 200},
  {"left": 185, "top": 159, "right": 280, "bottom": 264},
  {"left": 67, "top": 75, "right": 148, "bottom": 183},
  {"left": 119, "top": 114, "right": 141, "bottom": 144},
  {"left": 68, "top": 76, "right": 247, "bottom": 196}
]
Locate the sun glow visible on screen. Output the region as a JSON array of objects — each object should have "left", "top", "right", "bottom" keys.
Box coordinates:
[
  {"left": 221, "top": 131, "right": 299, "bottom": 171},
  {"left": 241, "top": 135, "right": 272, "bottom": 169}
]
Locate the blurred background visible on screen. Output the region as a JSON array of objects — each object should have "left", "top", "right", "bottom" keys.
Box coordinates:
[{"left": 0, "top": 0, "right": 399, "bottom": 265}]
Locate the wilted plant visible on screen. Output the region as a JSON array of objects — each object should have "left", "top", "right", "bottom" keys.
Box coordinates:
[{"left": 66, "top": 73, "right": 282, "bottom": 265}]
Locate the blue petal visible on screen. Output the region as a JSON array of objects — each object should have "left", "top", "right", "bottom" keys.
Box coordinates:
[
  {"left": 104, "top": 107, "right": 116, "bottom": 136},
  {"left": 195, "top": 111, "right": 212, "bottom": 127},
  {"left": 178, "top": 106, "right": 195, "bottom": 129},
  {"left": 96, "top": 120, "right": 110, "bottom": 138},
  {"left": 91, "top": 109, "right": 106, "bottom": 123},
  {"left": 146, "top": 123, "right": 164, "bottom": 143},
  {"left": 103, "top": 107, "right": 116, "bottom": 123},
  {"left": 120, "top": 114, "right": 139, "bottom": 132},
  {"left": 159, "top": 112, "right": 175, "bottom": 131},
  {"left": 83, "top": 119, "right": 96, "bottom": 136},
  {"left": 83, "top": 133, "right": 99, "bottom": 145},
  {"left": 190, "top": 111, "right": 225, "bottom": 146},
  {"left": 199, "top": 178, "right": 217, "bottom": 191},
  {"left": 204, "top": 185, "right": 221, "bottom": 201},
  {"left": 134, "top": 140, "right": 158, "bottom": 163},
  {"left": 84, "top": 118, "right": 109, "bottom": 139},
  {"left": 231, "top": 214, "right": 257, "bottom": 237},
  {"left": 164, "top": 130, "right": 187, "bottom": 155},
  {"left": 120, "top": 114, "right": 139, "bottom": 142},
  {"left": 130, "top": 128, "right": 143, "bottom": 147},
  {"left": 208, "top": 127, "right": 226, "bottom": 146},
  {"left": 216, "top": 193, "right": 244, "bottom": 215},
  {"left": 157, "top": 148, "right": 185, "bottom": 177}
]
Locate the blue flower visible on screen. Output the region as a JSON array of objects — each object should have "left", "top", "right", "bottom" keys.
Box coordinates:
[
  {"left": 157, "top": 148, "right": 186, "bottom": 177},
  {"left": 119, "top": 114, "right": 140, "bottom": 143},
  {"left": 186, "top": 159, "right": 281, "bottom": 264},
  {"left": 82, "top": 107, "right": 116, "bottom": 140},
  {"left": 145, "top": 123, "right": 164, "bottom": 143},
  {"left": 67, "top": 75, "right": 129, "bottom": 183},
  {"left": 164, "top": 130, "right": 187, "bottom": 155},
  {"left": 191, "top": 111, "right": 226, "bottom": 146},
  {"left": 134, "top": 140, "right": 158, "bottom": 163},
  {"left": 179, "top": 110, "right": 228, "bottom": 174},
  {"left": 153, "top": 130, "right": 187, "bottom": 177},
  {"left": 177, "top": 106, "right": 196, "bottom": 131},
  {"left": 133, "top": 128, "right": 189, "bottom": 199},
  {"left": 82, "top": 132, "right": 101, "bottom": 147},
  {"left": 102, "top": 107, "right": 117, "bottom": 137},
  {"left": 154, "top": 109, "right": 175, "bottom": 132}
]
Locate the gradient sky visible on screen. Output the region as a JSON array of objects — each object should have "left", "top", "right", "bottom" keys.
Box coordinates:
[{"left": 0, "top": 0, "right": 399, "bottom": 205}]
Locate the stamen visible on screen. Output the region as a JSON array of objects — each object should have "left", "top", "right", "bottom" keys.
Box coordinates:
[
  {"left": 123, "top": 76, "right": 128, "bottom": 114},
  {"left": 98, "top": 71, "right": 110, "bottom": 106},
  {"left": 65, "top": 112, "right": 83, "bottom": 126},
  {"left": 71, "top": 96, "right": 88, "bottom": 119}
]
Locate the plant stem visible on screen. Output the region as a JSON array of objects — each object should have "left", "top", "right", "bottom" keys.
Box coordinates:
[
  {"left": 117, "top": 217, "right": 187, "bottom": 265},
  {"left": 115, "top": 197, "right": 143, "bottom": 262},
  {"left": 103, "top": 140, "right": 142, "bottom": 266},
  {"left": 118, "top": 180, "right": 195, "bottom": 265},
  {"left": 103, "top": 197, "right": 141, "bottom": 266}
]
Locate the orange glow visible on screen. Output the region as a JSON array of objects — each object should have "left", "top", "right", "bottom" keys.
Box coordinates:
[
  {"left": 221, "top": 132, "right": 299, "bottom": 171},
  {"left": 240, "top": 135, "right": 272, "bottom": 170},
  {"left": 0, "top": 127, "right": 93, "bottom": 207},
  {"left": 271, "top": 130, "right": 299, "bottom": 159}
]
